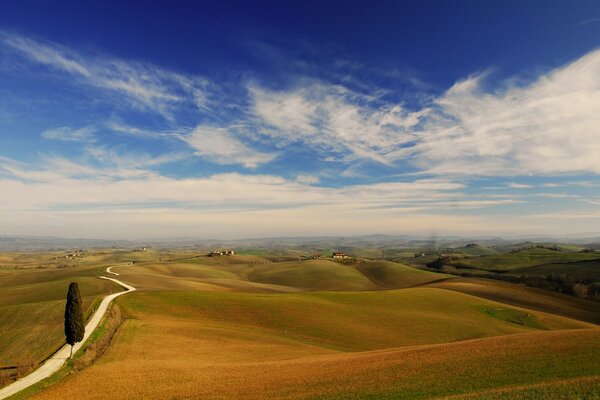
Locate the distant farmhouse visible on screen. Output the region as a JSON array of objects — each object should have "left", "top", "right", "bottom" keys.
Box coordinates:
[
  {"left": 64, "top": 249, "right": 84, "bottom": 259},
  {"left": 209, "top": 250, "right": 235, "bottom": 257},
  {"left": 332, "top": 252, "right": 350, "bottom": 259}
]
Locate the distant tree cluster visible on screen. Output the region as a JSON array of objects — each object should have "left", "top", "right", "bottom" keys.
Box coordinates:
[
  {"left": 426, "top": 255, "right": 463, "bottom": 269},
  {"left": 509, "top": 244, "right": 561, "bottom": 253}
]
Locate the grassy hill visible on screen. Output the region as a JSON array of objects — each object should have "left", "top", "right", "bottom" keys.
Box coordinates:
[
  {"left": 427, "top": 277, "right": 600, "bottom": 324},
  {"left": 2, "top": 248, "right": 599, "bottom": 399},
  {"left": 131, "top": 258, "right": 447, "bottom": 292},
  {"left": 24, "top": 289, "right": 598, "bottom": 400},
  {"left": 453, "top": 243, "right": 499, "bottom": 256},
  {"left": 245, "top": 259, "right": 378, "bottom": 291}
]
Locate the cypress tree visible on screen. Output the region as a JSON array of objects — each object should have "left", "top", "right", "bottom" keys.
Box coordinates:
[{"left": 64, "top": 282, "right": 85, "bottom": 358}]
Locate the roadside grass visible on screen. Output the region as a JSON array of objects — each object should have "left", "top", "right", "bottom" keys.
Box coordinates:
[
  {"left": 6, "top": 303, "right": 124, "bottom": 400},
  {"left": 0, "top": 270, "right": 121, "bottom": 384}
]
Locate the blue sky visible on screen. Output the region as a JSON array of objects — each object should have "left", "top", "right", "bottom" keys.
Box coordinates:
[{"left": 0, "top": 1, "right": 599, "bottom": 239}]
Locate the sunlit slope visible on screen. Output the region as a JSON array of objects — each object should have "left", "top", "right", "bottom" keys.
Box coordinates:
[
  {"left": 245, "top": 260, "right": 378, "bottom": 291},
  {"left": 241, "top": 259, "right": 447, "bottom": 290},
  {"left": 110, "top": 262, "right": 301, "bottom": 292},
  {"left": 112, "top": 258, "right": 446, "bottom": 292},
  {"left": 120, "top": 289, "right": 591, "bottom": 351},
  {"left": 427, "top": 277, "right": 600, "bottom": 324},
  {"left": 28, "top": 289, "right": 599, "bottom": 400}
]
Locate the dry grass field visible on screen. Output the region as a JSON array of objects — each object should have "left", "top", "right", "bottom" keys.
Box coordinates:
[
  {"left": 2, "top": 250, "right": 599, "bottom": 399},
  {"left": 27, "top": 291, "right": 599, "bottom": 399}
]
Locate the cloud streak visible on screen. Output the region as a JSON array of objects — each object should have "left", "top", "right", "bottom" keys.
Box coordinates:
[
  {"left": 41, "top": 126, "right": 96, "bottom": 142},
  {"left": 1, "top": 31, "right": 211, "bottom": 120},
  {"left": 182, "top": 125, "right": 277, "bottom": 168},
  {"left": 249, "top": 83, "right": 423, "bottom": 165}
]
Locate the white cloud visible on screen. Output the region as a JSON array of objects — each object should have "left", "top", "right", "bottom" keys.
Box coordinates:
[
  {"left": 0, "top": 154, "right": 467, "bottom": 214},
  {"left": 414, "top": 49, "right": 600, "bottom": 176},
  {"left": 41, "top": 126, "right": 95, "bottom": 142},
  {"left": 1, "top": 32, "right": 211, "bottom": 119},
  {"left": 2, "top": 154, "right": 599, "bottom": 238},
  {"left": 296, "top": 175, "right": 320, "bottom": 185},
  {"left": 106, "top": 120, "right": 180, "bottom": 139},
  {"left": 6, "top": 32, "right": 600, "bottom": 177},
  {"left": 249, "top": 83, "right": 423, "bottom": 165},
  {"left": 508, "top": 183, "right": 534, "bottom": 189},
  {"left": 182, "top": 125, "right": 277, "bottom": 168},
  {"left": 581, "top": 198, "right": 600, "bottom": 205},
  {"left": 247, "top": 49, "right": 600, "bottom": 177}
]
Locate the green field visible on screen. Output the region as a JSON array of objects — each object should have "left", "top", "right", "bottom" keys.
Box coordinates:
[
  {"left": 453, "top": 248, "right": 600, "bottom": 271},
  {"left": 517, "top": 260, "right": 600, "bottom": 279},
  {"left": 454, "top": 244, "right": 499, "bottom": 256}
]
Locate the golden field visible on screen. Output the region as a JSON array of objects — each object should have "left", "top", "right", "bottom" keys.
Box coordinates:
[{"left": 1, "top": 251, "right": 599, "bottom": 399}]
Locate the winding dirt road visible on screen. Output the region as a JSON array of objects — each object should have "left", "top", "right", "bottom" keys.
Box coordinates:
[{"left": 0, "top": 267, "right": 135, "bottom": 399}]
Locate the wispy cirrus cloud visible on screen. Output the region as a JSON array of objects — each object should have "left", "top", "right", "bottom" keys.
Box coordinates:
[
  {"left": 573, "top": 18, "right": 600, "bottom": 27},
  {"left": 182, "top": 125, "right": 277, "bottom": 168},
  {"left": 0, "top": 31, "right": 211, "bottom": 120},
  {"left": 1, "top": 30, "right": 600, "bottom": 238},
  {"left": 41, "top": 125, "right": 96, "bottom": 142},
  {"left": 412, "top": 49, "right": 600, "bottom": 176},
  {"left": 244, "top": 49, "right": 600, "bottom": 177},
  {"left": 4, "top": 30, "right": 600, "bottom": 178},
  {"left": 249, "top": 82, "right": 423, "bottom": 165},
  {"left": 508, "top": 183, "right": 534, "bottom": 189}
]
